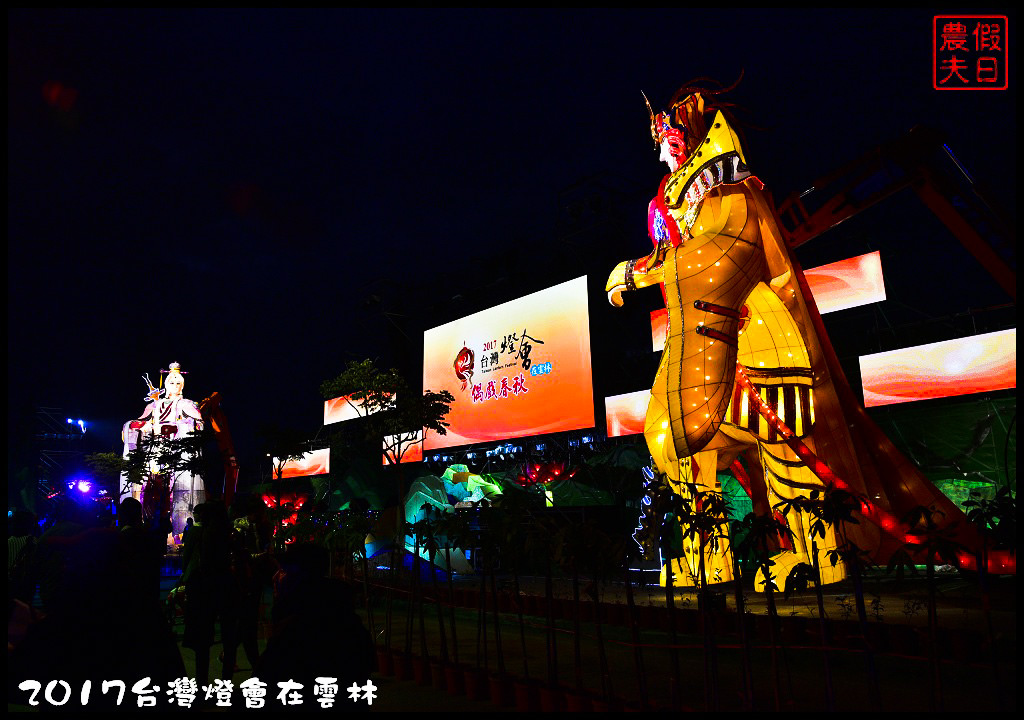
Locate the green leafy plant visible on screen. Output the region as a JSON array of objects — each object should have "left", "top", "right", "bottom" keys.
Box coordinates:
[
  {"left": 962, "top": 488, "right": 1014, "bottom": 710},
  {"left": 734, "top": 510, "right": 793, "bottom": 711},
  {"left": 903, "top": 598, "right": 924, "bottom": 618},
  {"left": 781, "top": 483, "right": 881, "bottom": 709},
  {"left": 963, "top": 487, "right": 1016, "bottom": 553},
  {"left": 902, "top": 504, "right": 967, "bottom": 712},
  {"left": 320, "top": 359, "right": 453, "bottom": 540}
]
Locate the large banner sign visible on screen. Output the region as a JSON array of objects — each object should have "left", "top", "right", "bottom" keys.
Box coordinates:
[
  {"left": 274, "top": 448, "right": 330, "bottom": 479},
  {"left": 324, "top": 393, "right": 394, "bottom": 425},
  {"left": 605, "top": 390, "right": 650, "bottom": 438},
  {"left": 860, "top": 328, "right": 1016, "bottom": 407},
  {"left": 803, "top": 250, "right": 886, "bottom": 315},
  {"left": 423, "top": 276, "right": 595, "bottom": 450},
  {"left": 382, "top": 431, "right": 423, "bottom": 465}
]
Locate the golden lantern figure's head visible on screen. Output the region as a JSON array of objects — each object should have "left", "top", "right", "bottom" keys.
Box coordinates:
[
  {"left": 645, "top": 92, "right": 689, "bottom": 172},
  {"left": 648, "top": 73, "right": 746, "bottom": 173}
]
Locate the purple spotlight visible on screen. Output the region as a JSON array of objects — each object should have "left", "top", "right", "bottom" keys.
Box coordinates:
[{"left": 76, "top": 480, "right": 92, "bottom": 493}]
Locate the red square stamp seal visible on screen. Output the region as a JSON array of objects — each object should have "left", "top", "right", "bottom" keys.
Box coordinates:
[{"left": 933, "top": 15, "right": 1008, "bottom": 90}]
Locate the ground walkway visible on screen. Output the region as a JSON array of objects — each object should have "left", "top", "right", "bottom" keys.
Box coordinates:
[{"left": 9, "top": 558, "right": 1015, "bottom": 712}]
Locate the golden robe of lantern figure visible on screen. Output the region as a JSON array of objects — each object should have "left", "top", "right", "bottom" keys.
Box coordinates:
[{"left": 607, "top": 88, "right": 846, "bottom": 590}]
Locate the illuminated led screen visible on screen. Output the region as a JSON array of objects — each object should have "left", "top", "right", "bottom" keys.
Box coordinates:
[
  {"left": 651, "top": 309, "right": 669, "bottom": 353},
  {"left": 423, "top": 276, "right": 595, "bottom": 450},
  {"left": 273, "top": 448, "right": 330, "bottom": 479},
  {"left": 803, "top": 251, "right": 886, "bottom": 314},
  {"left": 860, "top": 329, "right": 1016, "bottom": 407},
  {"left": 650, "top": 251, "right": 887, "bottom": 351},
  {"left": 605, "top": 390, "right": 650, "bottom": 438},
  {"left": 382, "top": 431, "right": 423, "bottom": 465},
  {"left": 324, "top": 393, "right": 395, "bottom": 425}
]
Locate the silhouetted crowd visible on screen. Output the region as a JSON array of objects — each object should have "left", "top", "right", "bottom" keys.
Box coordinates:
[{"left": 8, "top": 497, "right": 373, "bottom": 712}]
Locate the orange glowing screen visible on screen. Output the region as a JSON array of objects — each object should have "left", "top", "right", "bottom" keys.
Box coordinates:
[
  {"left": 273, "top": 448, "right": 330, "bottom": 479},
  {"left": 803, "top": 251, "right": 886, "bottom": 314},
  {"left": 860, "top": 329, "right": 1016, "bottom": 407},
  {"left": 423, "top": 276, "right": 595, "bottom": 450},
  {"left": 324, "top": 393, "right": 394, "bottom": 425},
  {"left": 651, "top": 309, "right": 669, "bottom": 353},
  {"left": 382, "top": 431, "right": 423, "bottom": 465},
  {"left": 650, "top": 251, "right": 887, "bottom": 351},
  {"left": 605, "top": 390, "right": 650, "bottom": 438}
]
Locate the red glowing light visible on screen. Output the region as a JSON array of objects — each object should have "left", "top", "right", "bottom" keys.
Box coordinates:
[
  {"left": 42, "top": 81, "right": 78, "bottom": 111},
  {"left": 518, "top": 460, "right": 567, "bottom": 487}
]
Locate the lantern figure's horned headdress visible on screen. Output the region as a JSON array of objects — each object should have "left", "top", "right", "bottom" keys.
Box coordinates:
[
  {"left": 645, "top": 71, "right": 746, "bottom": 157},
  {"left": 644, "top": 91, "right": 686, "bottom": 149}
]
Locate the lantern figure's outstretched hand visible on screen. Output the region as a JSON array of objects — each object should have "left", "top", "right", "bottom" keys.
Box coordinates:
[
  {"left": 607, "top": 251, "right": 665, "bottom": 307},
  {"left": 606, "top": 260, "right": 630, "bottom": 307}
]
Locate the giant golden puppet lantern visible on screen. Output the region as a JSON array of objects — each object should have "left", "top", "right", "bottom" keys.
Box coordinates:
[
  {"left": 121, "top": 361, "right": 206, "bottom": 538},
  {"left": 607, "top": 82, "right": 974, "bottom": 589}
]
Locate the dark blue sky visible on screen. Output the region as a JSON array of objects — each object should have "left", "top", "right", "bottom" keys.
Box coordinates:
[{"left": 8, "top": 9, "right": 1016, "bottom": 482}]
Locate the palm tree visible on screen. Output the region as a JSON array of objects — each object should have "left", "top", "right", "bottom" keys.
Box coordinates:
[
  {"left": 436, "top": 509, "right": 473, "bottom": 668},
  {"left": 494, "top": 491, "right": 535, "bottom": 681},
  {"left": 327, "top": 507, "right": 376, "bottom": 643},
  {"left": 780, "top": 484, "right": 878, "bottom": 710},
  {"left": 404, "top": 519, "right": 421, "bottom": 660},
  {"left": 640, "top": 471, "right": 685, "bottom": 710},
  {"left": 821, "top": 489, "right": 881, "bottom": 711},
  {"left": 772, "top": 489, "right": 839, "bottom": 710},
  {"left": 675, "top": 482, "right": 731, "bottom": 711},
  {"left": 382, "top": 517, "right": 401, "bottom": 658},
  {"left": 432, "top": 510, "right": 464, "bottom": 667},
  {"left": 552, "top": 519, "right": 586, "bottom": 695},
  {"left": 524, "top": 516, "right": 560, "bottom": 692},
  {"left": 577, "top": 519, "right": 618, "bottom": 705},
  {"left": 463, "top": 508, "right": 489, "bottom": 675},
  {"left": 963, "top": 488, "right": 1015, "bottom": 710},
  {"left": 620, "top": 539, "right": 650, "bottom": 710},
  {"left": 902, "top": 504, "right": 965, "bottom": 712},
  {"left": 809, "top": 540, "right": 835, "bottom": 711},
  {"left": 414, "top": 506, "right": 449, "bottom": 664},
  {"left": 728, "top": 528, "right": 755, "bottom": 711},
  {"left": 734, "top": 510, "right": 793, "bottom": 711},
  {"left": 478, "top": 512, "right": 507, "bottom": 679}
]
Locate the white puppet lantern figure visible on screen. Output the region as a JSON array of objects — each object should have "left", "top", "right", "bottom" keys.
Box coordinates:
[{"left": 121, "top": 362, "right": 206, "bottom": 538}]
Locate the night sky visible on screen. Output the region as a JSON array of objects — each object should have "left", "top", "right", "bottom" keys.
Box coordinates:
[{"left": 8, "top": 9, "right": 1016, "bottom": 491}]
